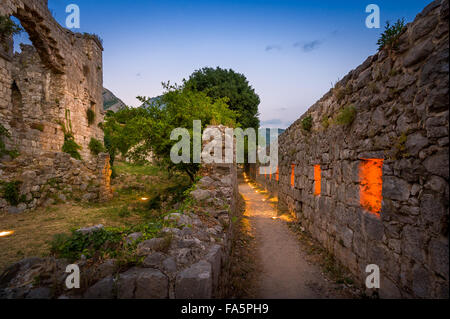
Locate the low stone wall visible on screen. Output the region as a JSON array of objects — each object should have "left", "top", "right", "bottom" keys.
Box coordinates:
[
  {"left": 0, "top": 152, "right": 112, "bottom": 213},
  {"left": 0, "top": 126, "right": 238, "bottom": 299},
  {"left": 251, "top": 1, "right": 449, "bottom": 299}
]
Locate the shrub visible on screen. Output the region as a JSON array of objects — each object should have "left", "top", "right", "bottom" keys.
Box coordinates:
[
  {"left": 336, "top": 105, "right": 357, "bottom": 126},
  {"left": 334, "top": 86, "right": 345, "bottom": 103},
  {"left": 0, "top": 16, "right": 23, "bottom": 37},
  {"left": 1, "top": 180, "right": 22, "bottom": 206},
  {"left": 50, "top": 228, "right": 123, "bottom": 261},
  {"left": 0, "top": 123, "right": 11, "bottom": 156},
  {"left": 0, "top": 123, "right": 19, "bottom": 158},
  {"left": 88, "top": 138, "right": 105, "bottom": 155},
  {"left": 321, "top": 116, "right": 330, "bottom": 129},
  {"left": 30, "top": 123, "right": 44, "bottom": 132},
  {"left": 301, "top": 116, "right": 313, "bottom": 132},
  {"left": 62, "top": 135, "right": 82, "bottom": 160},
  {"left": 377, "top": 19, "right": 406, "bottom": 51},
  {"left": 86, "top": 109, "right": 96, "bottom": 126}
]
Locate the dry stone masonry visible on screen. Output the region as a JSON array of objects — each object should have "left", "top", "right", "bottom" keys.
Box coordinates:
[
  {"left": 253, "top": 0, "right": 448, "bottom": 298},
  {"left": 0, "top": 0, "right": 112, "bottom": 211}
]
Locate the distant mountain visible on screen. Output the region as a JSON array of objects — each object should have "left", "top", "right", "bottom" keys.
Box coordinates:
[{"left": 103, "top": 88, "right": 127, "bottom": 112}]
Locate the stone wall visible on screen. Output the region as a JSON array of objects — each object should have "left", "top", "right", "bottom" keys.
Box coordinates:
[
  {"left": 1, "top": 0, "right": 104, "bottom": 160},
  {"left": 252, "top": 0, "right": 449, "bottom": 298},
  {"left": 0, "top": 151, "right": 113, "bottom": 213},
  {"left": 0, "top": 0, "right": 110, "bottom": 210},
  {"left": 0, "top": 125, "right": 239, "bottom": 299}
]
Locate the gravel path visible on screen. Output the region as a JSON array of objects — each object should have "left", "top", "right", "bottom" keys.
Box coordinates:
[{"left": 239, "top": 181, "right": 350, "bottom": 299}]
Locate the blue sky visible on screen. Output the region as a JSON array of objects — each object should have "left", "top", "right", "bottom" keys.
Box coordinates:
[{"left": 14, "top": 0, "right": 432, "bottom": 128}]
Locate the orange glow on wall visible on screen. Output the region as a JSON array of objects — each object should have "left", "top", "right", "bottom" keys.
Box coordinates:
[
  {"left": 359, "top": 159, "right": 383, "bottom": 217},
  {"left": 276, "top": 167, "right": 279, "bottom": 181},
  {"left": 291, "top": 164, "right": 295, "bottom": 187},
  {"left": 314, "top": 165, "right": 321, "bottom": 196}
]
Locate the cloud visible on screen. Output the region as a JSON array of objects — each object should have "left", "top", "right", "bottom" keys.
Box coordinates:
[
  {"left": 260, "top": 119, "right": 293, "bottom": 128},
  {"left": 265, "top": 44, "right": 282, "bottom": 52},
  {"left": 294, "top": 39, "right": 322, "bottom": 52}
]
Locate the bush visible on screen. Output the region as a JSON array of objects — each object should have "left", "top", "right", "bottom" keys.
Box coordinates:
[
  {"left": 50, "top": 228, "right": 123, "bottom": 261},
  {"left": 62, "top": 134, "right": 82, "bottom": 160},
  {"left": 321, "top": 116, "right": 330, "bottom": 129},
  {"left": 301, "top": 116, "right": 313, "bottom": 132},
  {"left": 336, "top": 105, "right": 357, "bottom": 126},
  {"left": 1, "top": 180, "right": 22, "bottom": 206},
  {"left": 377, "top": 19, "right": 406, "bottom": 51},
  {"left": 88, "top": 138, "right": 105, "bottom": 155},
  {"left": 86, "top": 109, "right": 96, "bottom": 126},
  {"left": 0, "top": 16, "right": 23, "bottom": 37},
  {"left": 0, "top": 123, "right": 19, "bottom": 158}
]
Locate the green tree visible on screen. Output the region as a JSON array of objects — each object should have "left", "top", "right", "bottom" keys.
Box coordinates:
[
  {"left": 184, "top": 67, "right": 260, "bottom": 130},
  {"left": 104, "top": 83, "right": 236, "bottom": 182}
]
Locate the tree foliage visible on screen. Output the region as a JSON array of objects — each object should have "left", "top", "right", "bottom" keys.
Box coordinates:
[
  {"left": 377, "top": 18, "right": 406, "bottom": 51},
  {"left": 184, "top": 67, "right": 260, "bottom": 130},
  {"left": 103, "top": 82, "right": 236, "bottom": 181}
]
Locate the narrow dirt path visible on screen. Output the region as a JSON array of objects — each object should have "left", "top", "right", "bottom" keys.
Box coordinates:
[{"left": 239, "top": 181, "right": 350, "bottom": 299}]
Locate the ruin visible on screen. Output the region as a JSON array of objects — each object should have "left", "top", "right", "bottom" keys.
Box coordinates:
[
  {"left": 0, "top": 0, "right": 112, "bottom": 212},
  {"left": 252, "top": 0, "right": 449, "bottom": 298}
]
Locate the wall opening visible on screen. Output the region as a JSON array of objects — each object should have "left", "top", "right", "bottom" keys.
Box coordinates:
[
  {"left": 314, "top": 165, "right": 321, "bottom": 196},
  {"left": 10, "top": 81, "right": 24, "bottom": 128},
  {"left": 359, "top": 158, "right": 383, "bottom": 217},
  {"left": 291, "top": 164, "right": 295, "bottom": 187}
]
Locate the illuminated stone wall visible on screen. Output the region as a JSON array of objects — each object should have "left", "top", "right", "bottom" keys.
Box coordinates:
[{"left": 254, "top": 0, "right": 449, "bottom": 298}]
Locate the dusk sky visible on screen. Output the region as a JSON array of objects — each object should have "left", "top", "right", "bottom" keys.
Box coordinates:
[{"left": 15, "top": 0, "right": 432, "bottom": 128}]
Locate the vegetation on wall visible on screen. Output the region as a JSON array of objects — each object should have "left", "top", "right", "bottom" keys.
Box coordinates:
[
  {"left": 301, "top": 115, "right": 313, "bottom": 132},
  {"left": 0, "top": 180, "right": 23, "bottom": 206},
  {"left": 60, "top": 109, "right": 82, "bottom": 160},
  {"left": 88, "top": 137, "right": 105, "bottom": 155},
  {"left": 86, "top": 108, "right": 96, "bottom": 126},
  {"left": 377, "top": 18, "right": 406, "bottom": 51},
  {"left": 0, "top": 123, "right": 19, "bottom": 158},
  {"left": 0, "top": 15, "right": 23, "bottom": 37},
  {"left": 336, "top": 105, "right": 357, "bottom": 126}
]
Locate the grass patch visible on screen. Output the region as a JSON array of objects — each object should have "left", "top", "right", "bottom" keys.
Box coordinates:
[
  {"left": 336, "top": 105, "right": 357, "bottom": 126},
  {"left": 377, "top": 18, "right": 406, "bottom": 51},
  {"left": 114, "top": 161, "right": 160, "bottom": 176},
  {"left": 301, "top": 115, "right": 313, "bottom": 132},
  {"left": 0, "top": 161, "right": 191, "bottom": 272}
]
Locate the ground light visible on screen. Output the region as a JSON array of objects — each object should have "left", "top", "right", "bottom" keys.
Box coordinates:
[
  {"left": 140, "top": 197, "right": 149, "bottom": 201},
  {"left": 0, "top": 230, "right": 14, "bottom": 237}
]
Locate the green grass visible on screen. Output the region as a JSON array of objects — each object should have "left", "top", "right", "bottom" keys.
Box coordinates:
[{"left": 114, "top": 161, "right": 160, "bottom": 176}]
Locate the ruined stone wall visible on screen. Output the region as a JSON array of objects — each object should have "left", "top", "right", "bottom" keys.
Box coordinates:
[
  {"left": 0, "top": 0, "right": 104, "bottom": 160},
  {"left": 0, "top": 0, "right": 111, "bottom": 211},
  {"left": 0, "top": 126, "right": 239, "bottom": 299},
  {"left": 254, "top": 0, "right": 448, "bottom": 298}
]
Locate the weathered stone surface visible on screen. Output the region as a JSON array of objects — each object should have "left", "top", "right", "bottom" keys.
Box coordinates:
[
  {"left": 142, "top": 252, "right": 166, "bottom": 268},
  {"left": 175, "top": 261, "right": 213, "bottom": 299},
  {"left": 25, "top": 287, "right": 52, "bottom": 299},
  {"left": 191, "top": 189, "right": 211, "bottom": 201},
  {"left": 251, "top": 0, "right": 449, "bottom": 298},
  {"left": 84, "top": 277, "right": 115, "bottom": 299},
  {"left": 137, "top": 238, "right": 166, "bottom": 256},
  {"left": 118, "top": 267, "right": 168, "bottom": 299},
  {"left": 76, "top": 224, "right": 104, "bottom": 235}
]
